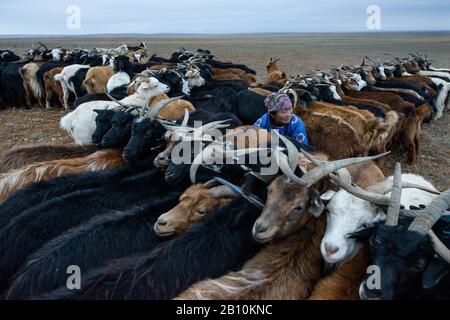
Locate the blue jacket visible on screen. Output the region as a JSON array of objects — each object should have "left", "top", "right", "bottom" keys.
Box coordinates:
[{"left": 253, "top": 113, "right": 309, "bottom": 146}]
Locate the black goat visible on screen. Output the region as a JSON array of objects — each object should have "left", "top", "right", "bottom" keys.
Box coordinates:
[
  {"left": 74, "top": 93, "right": 125, "bottom": 108},
  {"left": 0, "top": 159, "right": 156, "bottom": 233},
  {"left": 41, "top": 184, "right": 264, "bottom": 300},
  {"left": 360, "top": 191, "right": 450, "bottom": 300},
  {"left": 0, "top": 50, "right": 20, "bottom": 63},
  {"left": 101, "top": 111, "right": 136, "bottom": 149},
  {"left": 0, "top": 62, "right": 27, "bottom": 108},
  {"left": 6, "top": 192, "right": 180, "bottom": 299},
  {"left": 231, "top": 89, "right": 266, "bottom": 124},
  {"left": 122, "top": 118, "right": 168, "bottom": 165},
  {"left": 68, "top": 68, "right": 88, "bottom": 98},
  {"left": 92, "top": 109, "right": 116, "bottom": 147},
  {"left": 35, "top": 62, "right": 69, "bottom": 95},
  {"left": 164, "top": 112, "right": 243, "bottom": 187},
  {"left": 0, "top": 168, "right": 174, "bottom": 289}
]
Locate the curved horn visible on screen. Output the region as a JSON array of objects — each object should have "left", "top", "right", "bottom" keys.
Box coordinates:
[
  {"left": 146, "top": 96, "right": 184, "bottom": 119},
  {"left": 298, "top": 149, "right": 390, "bottom": 188},
  {"left": 37, "top": 42, "right": 48, "bottom": 51},
  {"left": 209, "top": 185, "right": 238, "bottom": 198},
  {"left": 272, "top": 130, "right": 299, "bottom": 171},
  {"left": 189, "top": 142, "right": 268, "bottom": 183},
  {"left": 191, "top": 120, "right": 231, "bottom": 139},
  {"left": 106, "top": 93, "right": 126, "bottom": 107},
  {"left": 181, "top": 109, "right": 190, "bottom": 127},
  {"left": 213, "top": 177, "right": 265, "bottom": 209},
  {"left": 428, "top": 230, "right": 450, "bottom": 265},
  {"left": 408, "top": 189, "right": 450, "bottom": 235},
  {"left": 367, "top": 179, "right": 441, "bottom": 195},
  {"left": 384, "top": 163, "right": 402, "bottom": 227}
]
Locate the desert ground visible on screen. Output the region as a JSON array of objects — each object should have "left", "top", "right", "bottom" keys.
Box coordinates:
[{"left": 0, "top": 33, "right": 449, "bottom": 189}]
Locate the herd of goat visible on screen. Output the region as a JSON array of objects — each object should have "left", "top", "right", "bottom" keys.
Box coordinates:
[{"left": 0, "top": 42, "right": 449, "bottom": 300}]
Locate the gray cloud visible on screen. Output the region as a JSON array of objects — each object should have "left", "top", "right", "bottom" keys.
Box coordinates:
[{"left": 0, "top": 0, "right": 449, "bottom": 35}]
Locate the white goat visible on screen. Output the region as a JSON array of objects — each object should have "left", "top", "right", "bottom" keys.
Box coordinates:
[
  {"left": 428, "top": 77, "right": 450, "bottom": 119},
  {"left": 60, "top": 77, "right": 169, "bottom": 145},
  {"left": 107, "top": 71, "right": 131, "bottom": 93},
  {"left": 319, "top": 174, "right": 440, "bottom": 264},
  {"left": 54, "top": 64, "right": 90, "bottom": 110}
]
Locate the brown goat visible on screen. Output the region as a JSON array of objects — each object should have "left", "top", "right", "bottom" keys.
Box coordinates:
[
  {"left": 212, "top": 68, "right": 256, "bottom": 85},
  {"left": 295, "top": 109, "right": 368, "bottom": 159},
  {"left": 0, "top": 144, "right": 97, "bottom": 174},
  {"left": 393, "top": 103, "right": 432, "bottom": 164},
  {"left": 0, "top": 149, "right": 125, "bottom": 204},
  {"left": 249, "top": 88, "right": 273, "bottom": 96},
  {"left": 307, "top": 101, "right": 397, "bottom": 155},
  {"left": 19, "top": 62, "right": 45, "bottom": 108},
  {"left": 307, "top": 245, "right": 369, "bottom": 300},
  {"left": 177, "top": 154, "right": 330, "bottom": 300},
  {"left": 154, "top": 184, "right": 235, "bottom": 237},
  {"left": 343, "top": 88, "right": 416, "bottom": 116},
  {"left": 178, "top": 155, "right": 380, "bottom": 301},
  {"left": 83, "top": 67, "right": 115, "bottom": 94},
  {"left": 148, "top": 92, "right": 196, "bottom": 120},
  {"left": 44, "top": 67, "right": 65, "bottom": 109},
  {"left": 265, "top": 57, "right": 288, "bottom": 87}
]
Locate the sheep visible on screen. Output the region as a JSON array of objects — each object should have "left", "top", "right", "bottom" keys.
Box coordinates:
[
  {"left": 6, "top": 192, "right": 181, "bottom": 299},
  {"left": 265, "top": 57, "right": 288, "bottom": 87},
  {"left": 154, "top": 183, "right": 235, "bottom": 236},
  {"left": 0, "top": 168, "right": 176, "bottom": 290},
  {"left": 83, "top": 66, "right": 115, "bottom": 94},
  {"left": 0, "top": 144, "right": 97, "bottom": 174},
  {"left": 43, "top": 67, "right": 65, "bottom": 109},
  {"left": 0, "top": 149, "right": 126, "bottom": 204},
  {"left": 40, "top": 175, "right": 267, "bottom": 300},
  {"left": 54, "top": 64, "right": 90, "bottom": 110},
  {"left": 60, "top": 77, "right": 169, "bottom": 145},
  {"left": 176, "top": 146, "right": 383, "bottom": 300}
]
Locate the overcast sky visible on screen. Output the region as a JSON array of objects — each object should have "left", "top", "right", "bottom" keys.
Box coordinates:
[{"left": 1, "top": 0, "right": 449, "bottom": 35}]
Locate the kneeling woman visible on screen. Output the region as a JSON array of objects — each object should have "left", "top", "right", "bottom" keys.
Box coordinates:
[{"left": 254, "top": 92, "right": 309, "bottom": 145}]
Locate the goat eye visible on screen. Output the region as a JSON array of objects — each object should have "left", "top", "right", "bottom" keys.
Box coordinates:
[
  {"left": 195, "top": 211, "right": 207, "bottom": 217},
  {"left": 294, "top": 206, "right": 303, "bottom": 212}
]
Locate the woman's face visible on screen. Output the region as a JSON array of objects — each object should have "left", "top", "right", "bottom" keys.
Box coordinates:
[{"left": 274, "top": 108, "right": 293, "bottom": 125}]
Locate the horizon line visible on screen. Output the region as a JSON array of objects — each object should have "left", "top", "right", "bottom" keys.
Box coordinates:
[{"left": 1, "top": 30, "right": 450, "bottom": 38}]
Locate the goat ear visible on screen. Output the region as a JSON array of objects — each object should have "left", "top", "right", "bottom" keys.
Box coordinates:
[
  {"left": 309, "top": 188, "right": 325, "bottom": 218},
  {"left": 320, "top": 190, "right": 336, "bottom": 206},
  {"left": 346, "top": 226, "right": 375, "bottom": 241},
  {"left": 422, "top": 258, "right": 449, "bottom": 289}
]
